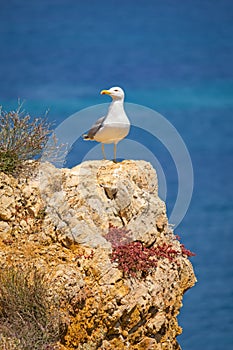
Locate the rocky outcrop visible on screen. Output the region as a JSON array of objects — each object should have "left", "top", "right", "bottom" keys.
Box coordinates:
[
  {"left": 0, "top": 160, "right": 196, "bottom": 350},
  {"left": 38, "top": 160, "right": 167, "bottom": 248}
]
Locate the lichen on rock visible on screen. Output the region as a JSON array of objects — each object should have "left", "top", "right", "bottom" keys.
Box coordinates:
[{"left": 0, "top": 160, "right": 196, "bottom": 349}]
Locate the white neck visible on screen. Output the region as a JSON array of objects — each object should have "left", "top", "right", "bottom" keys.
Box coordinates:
[
  {"left": 109, "top": 99, "right": 124, "bottom": 110},
  {"left": 106, "top": 99, "right": 129, "bottom": 123}
]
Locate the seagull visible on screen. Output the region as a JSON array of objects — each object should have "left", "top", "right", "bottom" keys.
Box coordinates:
[{"left": 83, "top": 87, "right": 130, "bottom": 161}]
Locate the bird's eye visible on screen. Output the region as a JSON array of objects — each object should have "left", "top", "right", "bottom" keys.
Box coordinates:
[{"left": 114, "top": 89, "right": 118, "bottom": 92}]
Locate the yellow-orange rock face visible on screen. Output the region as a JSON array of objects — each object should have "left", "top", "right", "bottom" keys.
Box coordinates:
[{"left": 0, "top": 160, "right": 196, "bottom": 349}]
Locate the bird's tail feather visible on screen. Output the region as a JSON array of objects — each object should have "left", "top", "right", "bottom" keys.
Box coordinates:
[{"left": 82, "top": 134, "right": 93, "bottom": 140}]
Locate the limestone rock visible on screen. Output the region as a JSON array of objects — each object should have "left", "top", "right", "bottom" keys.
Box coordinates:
[
  {"left": 0, "top": 172, "right": 17, "bottom": 221},
  {"left": 0, "top": 160, "right": 196, "bottom": 350},
  {"left": 38, "top": 160, "right": 167, "bottom": 248}
]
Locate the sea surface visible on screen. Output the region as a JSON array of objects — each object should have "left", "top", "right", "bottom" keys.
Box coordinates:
[{"left": 0, "top": 1, "right": 233, "bottom": 349}]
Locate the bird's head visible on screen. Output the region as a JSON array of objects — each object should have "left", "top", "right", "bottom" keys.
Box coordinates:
[{"left": 100, "top": 86, "right": 125, "bottom": 100}]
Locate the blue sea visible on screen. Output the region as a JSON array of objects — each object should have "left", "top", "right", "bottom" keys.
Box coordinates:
[{"left": 0, "top": 1, "right": 233, "bottom": 349}]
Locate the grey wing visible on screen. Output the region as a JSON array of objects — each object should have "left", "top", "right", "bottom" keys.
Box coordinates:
[{"left": 83, "top": 116, "right": 106, "bottom": 140}]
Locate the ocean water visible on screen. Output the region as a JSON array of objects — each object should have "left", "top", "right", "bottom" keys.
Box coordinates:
[{"left": 0, "top": 1, "right": 233, "bottom": 349}]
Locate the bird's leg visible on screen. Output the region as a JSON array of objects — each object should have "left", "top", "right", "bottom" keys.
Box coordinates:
[
  {"left": 101, "top": 143, "right": 106, "bottom": 160},
  {"left": 113, "top": 143, "right": 117, "bottom": 162}
]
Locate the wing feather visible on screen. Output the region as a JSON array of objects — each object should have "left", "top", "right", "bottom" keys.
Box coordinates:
[{"left": 83, "top": 116, "right": 106, "bottom": 140}]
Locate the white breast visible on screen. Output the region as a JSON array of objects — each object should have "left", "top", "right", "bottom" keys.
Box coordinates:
[
  {"left": 94, "top": 122, "right": 130, "bottom": 144},
  {"left": 94, "top": 99, "right": 130, "bottom": 144}
]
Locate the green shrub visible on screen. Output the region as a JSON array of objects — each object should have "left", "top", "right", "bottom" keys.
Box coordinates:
[
  {"left": 0, "top": 105, "right": 52, "bottom": 174},
  {"left": 0, "top": 266, "right": 64, "bottom": 350}
]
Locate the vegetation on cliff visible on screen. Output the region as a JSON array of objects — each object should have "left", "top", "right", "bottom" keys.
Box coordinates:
[
  {"left": 0, "top": 105, "right": 52, "bottom": 175},
  {"left": 0, "top": 105, "right": 66, "bottom": 176},
  {"left": 106, "top": 225, "right": 195, "bottom": 277},
  {"left": 0, "top": 265, "right": 64, "bottom": 350}
]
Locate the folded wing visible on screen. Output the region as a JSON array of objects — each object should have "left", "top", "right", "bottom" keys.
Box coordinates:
[{"left": 83, "top": 116, "right": 106, "bottom": 140}]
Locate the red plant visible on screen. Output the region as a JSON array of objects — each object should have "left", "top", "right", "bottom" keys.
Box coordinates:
[
  {"left": 104, "top": 224, "right": 132, "bottom": 247},
  {"left": 105, "top": 226, "right": 195, "bottom": 277},
  {"left": 152, "top": 242, "right": 179, "bottom": 262},
  {"left": 180, "top": 244, "right": 196, "bottom": 257},
  {"left": 110, "top": 241, "right": 158, "bottom": 277},
  {"left": 175, "top": 235, "right": 196, "bottom": 257}
]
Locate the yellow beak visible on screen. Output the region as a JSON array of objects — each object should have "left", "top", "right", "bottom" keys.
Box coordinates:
[{"left": 100, "top": 89, "right": 111, "bottom": 95}]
